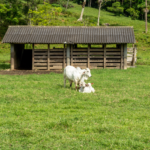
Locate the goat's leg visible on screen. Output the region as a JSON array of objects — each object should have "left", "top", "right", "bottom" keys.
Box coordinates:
[
  {"left": 64, "top": 78, "right": 66, "bottom": 88},
  {"left": 70, "top": 81, "right": 72, "bottom": 87},
  {"left": 75, "top": 82, "right": 78, "bottom": 91}
]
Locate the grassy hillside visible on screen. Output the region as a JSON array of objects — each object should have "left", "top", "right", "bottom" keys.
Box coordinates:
[
  {"left": 1, "top": 2, "right": 150, "bottom": 68},
  {"left": 0, "top": 66, "right": 150, "bottom": 149}
]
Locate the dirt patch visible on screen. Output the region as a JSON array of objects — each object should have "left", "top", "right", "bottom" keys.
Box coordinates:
[{"left": 0, "top": 70, "right": 62, "bottom": 75}]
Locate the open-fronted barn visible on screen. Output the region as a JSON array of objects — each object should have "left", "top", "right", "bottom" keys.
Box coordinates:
[{"left": 2, "top": 26, "right": 135, "bottom": 71}]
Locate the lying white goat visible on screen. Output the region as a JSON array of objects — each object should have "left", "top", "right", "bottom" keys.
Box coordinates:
[
  {"left": 79, "top": 83, "right": 95, "bottom": 93},
  {"left": 64, "top": 66, "right": 92, "bottom": 90}
]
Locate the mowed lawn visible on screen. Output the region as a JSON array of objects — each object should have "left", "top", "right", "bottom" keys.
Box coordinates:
[{"left": 0, "top": 66, "right": 150, "bottom": 149}]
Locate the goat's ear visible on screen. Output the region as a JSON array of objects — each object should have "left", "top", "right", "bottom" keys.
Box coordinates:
[
  {"left": 83, "top": 72, "right": 85, "bottom": 74},
  {"left": 91, "top": 83, "right": 94, "bottom": 85}
]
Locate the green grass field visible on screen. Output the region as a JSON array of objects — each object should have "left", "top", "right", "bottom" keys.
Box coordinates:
[
  {"left": 0, "top": 66, "right": 150, "bottom": 149},
  {"left": 0, "top": 3, "right": 150, "bottom": 149}
]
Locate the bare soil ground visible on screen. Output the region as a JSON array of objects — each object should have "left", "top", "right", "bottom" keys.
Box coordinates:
[{"left": 0, "top": 70, "right": 62, "bottom": 75}]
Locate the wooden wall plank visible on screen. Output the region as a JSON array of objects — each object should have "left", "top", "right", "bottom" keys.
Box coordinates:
[
  {"left": 90, "top": 60, "right": 104, "bottom": 62},
  {"left": 34, "top": 53, "right": 48, "bottom": 55},
  {"left": 73, "top": 52, "right": 87, "bottom": 55}
]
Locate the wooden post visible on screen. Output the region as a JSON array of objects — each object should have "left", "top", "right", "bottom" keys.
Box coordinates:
[
  {"left": 132, "top": 45, "right": 136, "bottom": 66},
  {"left": 104, "top": 44, "right": 106, "bottom": 69},
  {"left": 71, "top": 45, "right": 73, "bottom": 66},
  {"left": 121, "top": 44, "right": 123, "bottom": 69},
  {"left": 63, "top": 44, "right": 66, "bottom": 69},
  {"left": 88, "top": 44, "right": 90, "bottom": 68},
  {"left": 11, "top": 44, "right": 14, "bottom": 70},
  {"left": 48, "top": 44, "right": 50, "bottom": 71},
  {"left": 32, "top": 44, "right": 34, "bottom": 70},
  {"left": 123, "top": 44, "right": 127, "bottom": 69},
  {"left": 67, "top": 44, "right": 70, "bottom": 66}
]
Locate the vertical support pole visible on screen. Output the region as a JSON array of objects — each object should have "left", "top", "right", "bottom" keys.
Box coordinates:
[
  {"left": 71, "top": 45, "right": 73, "bottom": 66},
  {"left": 121, "top": 44, "right": 123, "bottom": 69},
  {"left": 32, "top": 44, "right": 34, "bottom": 70},
  {"left": 11, "top": 44, "right": 14, "bottom": 70},
  {"left": 48, "top": 44, "right": 50, "bottom": 71},
  {"left": 63, "top": 44, "right": 66, "bottom": 69},
  {"left": 67, "top": 44, "right": 70, "bottom": 66},
  {"left": 88, "top": 44, "right": 90, "bottom": 68},
  {"left": 104, "top": 44, "right": 106, "bottom": 69},
  {"left": 123, "top": 44, "right": 127, "bottom": 70},
  {"left": 132, "top": 45, "right": 136, "bottom": 66}
]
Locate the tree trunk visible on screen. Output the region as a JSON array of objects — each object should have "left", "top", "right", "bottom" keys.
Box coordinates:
[
  {"left": 97, "top": 2, "right": 101, "bottom": 26},
  {"left": 77, "top": 0, "right": 86, "bottom": 21},
  {"left": 66, "top": 0, "right": 69, "bottom": 10},
  {"left": 145, "top": 0, "right": 148, "bottom": 33},
  {"left": 130, "top": 0, "right": 131, "bottom": 7},
  {"left": 88, "top": 0, "right": 91, "bottom": 7},
  {"left": 43, "top": 0, "right": 45, "bottom": 4},
  {"left": 122, "top": 0, "right": 123, "bottom": 5}
]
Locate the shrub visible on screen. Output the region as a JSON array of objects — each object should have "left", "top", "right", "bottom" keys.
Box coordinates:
[
  {"left": 107, "top": 7, "right": 114, "bottom": 12},
  {"left": 107, "top": 2, "right": 124, "bottom": 15},
  {"left": 126, "top": 8, "right": 140, "bottom": 20},
  {"left": 112, "top": 2, "right": 120, "bottom": 8},
  {"left": 51, "top": 4, "right": 61, "bottom": 7}
]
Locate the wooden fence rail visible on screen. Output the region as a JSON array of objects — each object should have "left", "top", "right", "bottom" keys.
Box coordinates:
[{"left": 32, "top": 45, "right": 128, "bottom": 70}]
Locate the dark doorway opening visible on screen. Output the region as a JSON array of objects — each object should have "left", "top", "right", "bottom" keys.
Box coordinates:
[{"left": 14, "top": 44, "right": 32, "bottom": 70}]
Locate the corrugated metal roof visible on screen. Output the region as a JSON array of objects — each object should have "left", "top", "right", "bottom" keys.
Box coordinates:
[{"left": 2, "top": 26, "right": 135, "bottom": 44}]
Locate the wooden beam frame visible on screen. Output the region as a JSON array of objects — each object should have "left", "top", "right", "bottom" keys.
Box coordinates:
[
  {"left": 63, "top": 44, "right": 66, "bottom": 69},
  {"left": 32, "top": 44, "right": 34, "bottom": 70},
  {"left": 67, "top": 44, "right": 70, "bottom": 66},
  {"left": 11, "top": 44, "right": 14, "bottom": 70},
  {"left": 104, "top": 44, "right": 106, "bottom": 69},
  {"left": 71, "top": 45, "right": 73, "bottom": 66},
  {"left": 48, "top": 44, "right": 50, "bottom": 71},
  {"left": 88, "top": 44, "right": 90, "bottom": 68},
  {"left": 124, "top": 44, "right": 127, "bottom": 69},
  {"left": 121, "top": 44, "right": 123, "bottom": 69}
]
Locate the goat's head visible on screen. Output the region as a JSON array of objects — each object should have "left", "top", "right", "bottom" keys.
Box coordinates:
[{"left": 82, "top": 68, "right": 92, "bottom": 78}]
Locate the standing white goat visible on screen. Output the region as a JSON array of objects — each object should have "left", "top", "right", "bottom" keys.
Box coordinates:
[{"left": 64, "top": 66, "right": 92, "bottom": 90}]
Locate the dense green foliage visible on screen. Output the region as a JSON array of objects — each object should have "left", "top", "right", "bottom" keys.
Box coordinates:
[
  {"left": 107, "top": 2, "right": 124, "bottom": 16},
  {"left": 0, "top": 0, "right": 42, "bottom": 37},
  {"left": 29, "top": 3, "right": 62, "bottom": 26},
  {"left": 0, "top": 66, "right": 150, "bottom": 149}
]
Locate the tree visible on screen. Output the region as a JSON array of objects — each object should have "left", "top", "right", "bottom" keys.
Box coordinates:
[
  {"left": 66, "top": 0, "right": 69, "bottom": 10},
  {"left": 97, "top": 0, "right": 103, "bottom": 26},
  {"left": 78, "top": 0, "right": 86, "bottom": 21}
]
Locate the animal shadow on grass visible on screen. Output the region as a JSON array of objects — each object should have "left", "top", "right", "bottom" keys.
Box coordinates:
[{"left": 56, "top": 84, "right": 77, "bottom": 91}]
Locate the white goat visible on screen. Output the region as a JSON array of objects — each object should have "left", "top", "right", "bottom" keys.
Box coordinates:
[
  {"left": 79, "top": 83, "right": 95, "bottom": 93},
  {"left": 64, "top": 66, "right": 92, "bottom": 90}
]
